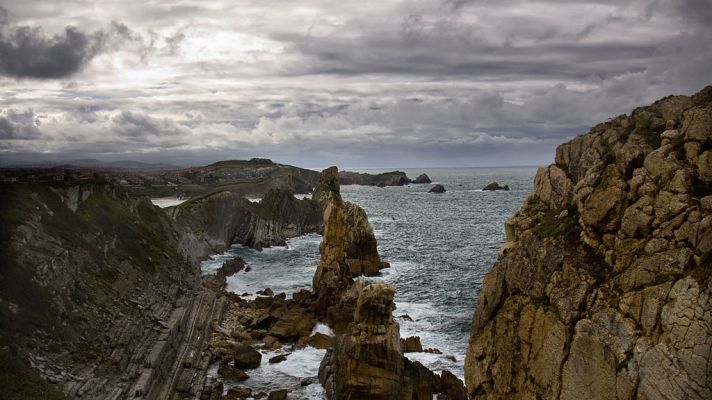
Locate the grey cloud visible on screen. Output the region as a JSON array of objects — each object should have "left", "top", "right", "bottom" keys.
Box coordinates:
[
  {"left": 112, "top": 111, "right": 188, "bottom": 138},
  {"left": 0, "top": 24, "right": 102, "bottom": 79},
  {"left": 0, "top": 6, "right": 157, "bottom": 79},
  {"left": 0, "top": 109, "right": 42, "bottom": 139}
]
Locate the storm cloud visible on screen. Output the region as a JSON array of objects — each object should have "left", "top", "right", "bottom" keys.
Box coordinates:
[{"left": 0, "top": 0, "right": 710, "bottom": 167}]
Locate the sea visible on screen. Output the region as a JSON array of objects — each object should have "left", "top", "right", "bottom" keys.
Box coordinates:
[{"left": 196, "top": 167, "right": 538, "bottom": 398}]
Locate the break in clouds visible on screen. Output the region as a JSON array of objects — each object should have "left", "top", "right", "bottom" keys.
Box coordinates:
[{"left": 0, "top": 0, "right": 711, "bottom": 167}]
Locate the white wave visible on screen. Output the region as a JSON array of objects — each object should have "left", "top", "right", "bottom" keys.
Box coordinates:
[
  {"left": 269, "top": 347, "right": 326, "bottom": 378},
  {"left": 311, "top": 323, "right": 335, "bottom": 337},
  {"left": 150, "top": 198, "right": 186, "bottom": 208}
]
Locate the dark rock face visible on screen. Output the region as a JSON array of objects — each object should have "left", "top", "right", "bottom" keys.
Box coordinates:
[
  {"left": 413, "top": 174, "right": 432, "bottom": 184},
  {"left": 339, "top": 170, "right": 411, "bottom": 186},
  {"left": 482, "top": 181, "right": 510, "bottom": 191},
  {"left": 173, "top": 186, "right": 323, "bottom": 260},
  {"left": 233, "top": 343, "right": 262, "bottom": 369},
  {"left": 0, "top": 183, "right": 225, "bottom": 398},
  {"left": 429, "top": 184, "right": 446, "bottom": 193},
  {"left": 465, "top": 86, "right": 712, "bottom": 399},
  {"left": 319, "top": 284, "right": 467, "bottom": 400}
]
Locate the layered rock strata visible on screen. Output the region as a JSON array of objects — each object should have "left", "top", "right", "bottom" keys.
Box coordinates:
[
  {"left": 0, "top": 183, "right": 222, "bottom": 399},
  {"left": 465, "top": 86, "right": 712, "bottom": 399},
  {"left": 172, "top": 187, "right": 323, "bottom": 262}
]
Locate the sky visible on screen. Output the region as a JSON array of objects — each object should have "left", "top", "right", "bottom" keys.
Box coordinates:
[{"left": 0, "top": 0, "right": 710, "bottom": 169}]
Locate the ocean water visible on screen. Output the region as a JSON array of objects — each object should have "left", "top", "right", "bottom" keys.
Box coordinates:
[{"left": 201, "top": 167, "right": 537, "bottom": 396}]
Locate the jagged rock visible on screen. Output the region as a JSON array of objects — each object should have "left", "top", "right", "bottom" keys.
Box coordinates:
[
  {"left": 319, "top": 283, "right": 461, "bottom": 399},
  {"left": 465, "top": 86, "right": 712, "bottom": 399},
  {"left": 413, "top": 174, "right": 432, "bottom": 184},
  {"left": 401, "top": 336, "right": 423, "bottom": 353},
  {"left": 312, "top": 167, "right": 388, "bottom": 331},
  {"left": 218, "top": 361, "right": 249, "bottom": 381},
  {"left": 482, "top": 181, "right": 510, "bottom": 191},
  {"left": 429, "top": 184, "right": 446, "bottom": 193},
  {"left": 233, "top": 343, "right": 262, "bottom": 369}
]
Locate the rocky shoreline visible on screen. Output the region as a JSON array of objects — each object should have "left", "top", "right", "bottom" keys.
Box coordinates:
[{"left": 200, "top": 166, "right": 466, "bottom": 399}]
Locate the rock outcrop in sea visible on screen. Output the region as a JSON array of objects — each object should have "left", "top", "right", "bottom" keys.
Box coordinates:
[
  {"left": 312, "top": 166, "right": 390, "bottom": 331},
  {"left": 481, "top": 181, "right": 510, "bottom": 191},
  {"left": 429, "top": 184, "right": 446, "bottom": 193},
  {"left": 465, "top": 86, "right": 712, "bottom": 399},
  {"left": 318, "top": 283, "right": 468, "bottom": 400}
]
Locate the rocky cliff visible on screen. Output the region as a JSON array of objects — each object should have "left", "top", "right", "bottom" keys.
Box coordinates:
[
  {"left": 171, "top": 187, "right": 322, "bottom": 261},
  {"left": 319, "top": 283, "right": 468, "bottom": 400},
  {"left": 465, "top": 87, "right": 712, "bottom": 399},
  {"left": 0, "top": 183, "right": 224, "bottom": 399}
]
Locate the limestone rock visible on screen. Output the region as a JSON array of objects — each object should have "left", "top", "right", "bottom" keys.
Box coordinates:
[{"left": 465, "top": 86, "right": 712, "bottom": 399}]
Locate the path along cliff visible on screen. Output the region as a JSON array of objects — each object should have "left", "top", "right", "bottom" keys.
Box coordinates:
[{"left": 465, "top": 86, "right": 712, "bottom": 399}]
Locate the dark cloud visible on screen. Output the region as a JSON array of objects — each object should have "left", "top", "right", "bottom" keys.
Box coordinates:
[
  {"left": 0, "top": 6, "right": 153, "bottom": 79},
  {"left": 0, "top": 110, "right": 42, "bottom": 139},
  {"left": 0, "top": 25, "right": 102, "bottom": 79}
]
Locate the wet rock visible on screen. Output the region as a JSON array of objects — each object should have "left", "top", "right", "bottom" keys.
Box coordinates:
[
  {"left": 308, "top": 332, "right": 335, "bottom": 349},
  {"left": 429, "top": 184, "right": 446, "bottom": 193},
  {"left": 268, "top": 389, "right": 288, "bottom": 400},
  {"left": 482, "top": 181, "right": 510, "bottom": 191},
  {"left": 233, "top": 343, "right": 262, "bottom": 369},
  {"left": 269, "top": 354, "right": 287, "bottom": 364},
  {"left": 218, "top": 360, "right": 249, "bottom": 381},
  {"left": 224, "top": 386, "right": 252, "bottom": 399}
]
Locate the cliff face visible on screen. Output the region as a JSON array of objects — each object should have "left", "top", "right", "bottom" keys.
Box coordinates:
[
  {"left": 171, "top": 187, "right": 322, "bottom": 261},
  {"left": 0, "top": 183, "right": 223, "bottom": 399},
  {"left": 465, "top": 87, "right": 712, "bottom": 399}
]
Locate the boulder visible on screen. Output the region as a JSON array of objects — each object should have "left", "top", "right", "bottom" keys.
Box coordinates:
[
  {"left": 269, "top": 307, "right": 314, "bottom": 339},
  {"left": 233, "top": 343, "right": 262, "bottom": 369},
  {"left": 413, "top": 174, "right": 432, "bottom": 184},
  {"left": 269, "top": 354, "right": 287, "bottom": 364},
  {"left": 218, "top": 360, "right": 249, "bottom": 381},
  {"left": 308, "top": 332, "right": 335, "bottom": 349},
  {"left": 268, "top": 389, "right": 288, "bottom": 400},
  {"left": 429, "top": 184, "right": 446, "bottom": 193},
  {"left": 482, "top": 181, "right": 510, "bottom": 191}
]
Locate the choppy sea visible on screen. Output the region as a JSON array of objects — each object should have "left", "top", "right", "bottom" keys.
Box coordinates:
[{"left": 198, "top": 167, "right": 537, "bottom": 398}]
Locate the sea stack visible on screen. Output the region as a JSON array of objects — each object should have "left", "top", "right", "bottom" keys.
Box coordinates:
[
  {"left": 465, "top": 86, "right": 712, "bottom": 399},
  {"left": 311, "top": 166, "right": 390, "bottom": 331}
]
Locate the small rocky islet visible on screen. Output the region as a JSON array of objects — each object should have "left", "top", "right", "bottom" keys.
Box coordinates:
[{"left": 1, "top": 86, "right": 711, "bottom": 399}]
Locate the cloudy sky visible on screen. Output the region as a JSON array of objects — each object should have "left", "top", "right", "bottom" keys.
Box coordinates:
[{"left": 0, "top": 0, "right": 710, "bottom": 168}]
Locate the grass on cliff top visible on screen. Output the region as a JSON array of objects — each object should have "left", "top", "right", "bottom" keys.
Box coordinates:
[{"left": 0, "top": 347, "right": 67, "bottom": 400}]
